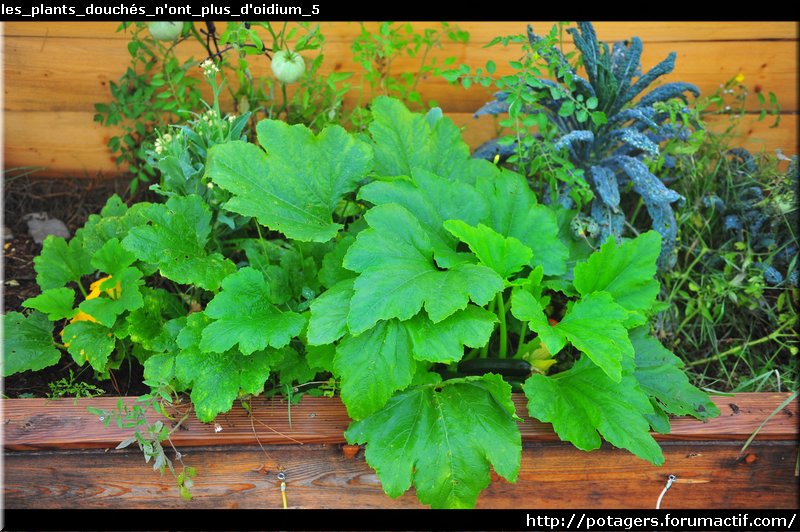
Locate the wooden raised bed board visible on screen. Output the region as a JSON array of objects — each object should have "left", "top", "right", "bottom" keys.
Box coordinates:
[{"left": 4, "top": 393, "right": 798, "bottom": 509}]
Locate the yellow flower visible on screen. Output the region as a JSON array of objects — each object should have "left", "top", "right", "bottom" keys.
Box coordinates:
[
  {"left": 87, "top": 275, "right": 121, "bottom": 300},
  {"left": 522, "top": 340, "right": 557, "bottom": 375},
  {"left": 61, "top": 275, "right": 121, "bottom": 345},
  {"left": 69, "top": 310, "right": 99, "bottom": 325},
  {"left": 734, "top": 72, "right": 745, "bottom": 85}
]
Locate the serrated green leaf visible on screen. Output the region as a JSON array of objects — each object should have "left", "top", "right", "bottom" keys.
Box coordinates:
[
  {"left": 176, "top": 313, "right": 276, "bottom": 422},
  {"left": 369, "top": 96, "right": 495, "bottom": 184},
  {"left": 61, "top": 320, "right": 116, "bottom": 371},
  {"left": 76, "top": 197, "right": 150, "bottom": 257},
  {"left": 200, "top": 268, "right": 306, "bottom": 355},
  {"left": 240, "top": 240, "right": 295, "bottom": 305},
  {"left": 344, "top": 204, "right": 503, "bottom": 333},
  {"left": 22, "top": 288, "right": 77, "bottom": 321},
  {"left": 3, "top": 312, "right": 61, "bottom": 376},
  {"left": 34, "top": 236, "right": 93, "bottom": 291},
  {"left": 510, "top": 289, "right": 565, "bottom": 355},
  {"left": 205, "top": 121, "right": 371, "bottom": 242},
  {"left": 444, "top": 220, "right": 532, "bottom": 279},
  {"left": 358, "top": 170, "right": 487, "bottom": 266},
  {"left": 346, "top": 374, "right": 521, "bottom": 508},
  {"left": 573, "top": 232, "right": 661, "bottom": 325},
  {"left": 405, "top": 306, "right": 496, "bottom": 363},
  {"left": 306, "top": 344, "right": 335, "bottom": 372},
  {"left": 524, "top": 355, "right": 663, "bottom": 464},
  {"left": 307, "top": 279, "right": 353, "bottom": 345},
  {"left": 334, "top": 320, "right": 415, "bottom": 420},
  {"left": 552, "top": 292, "right": 632, "bottom": 382},
  {"left": 318, "top": 235, "right": 357, "bottom": 289},
  {"left": 78, "top": 268, "right": 144, "bottom": 328},
  {"left": 143, "top": 352, "right": 177, "bottom": 386},
  {"left": 90, "top": 238, "right": 136, "bottom": 275},
  {"left": 121, "top": 289, "right": 182, "bottom": 353},
  {"left": 122, "top": 195, "right": 235, "bottom": 291},
  {"left": 273, "top": 347, "right": 316, "bottom": 386},
  {"left": 512, "top": 290, "right": 631, "bottom": 381},
  {"left": 476, "top": 170, "right": 567, "bottom": 275},
  {"left": 630, "top": 327, "right": 720, "bottom": 421}
]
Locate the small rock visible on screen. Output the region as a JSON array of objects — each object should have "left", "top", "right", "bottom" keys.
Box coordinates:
[{"left": 23, "top": 212, "right": 70, "bottom": 244}]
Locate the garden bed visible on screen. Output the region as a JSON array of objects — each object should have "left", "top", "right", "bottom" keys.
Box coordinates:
[
  {"left": 3, "top": 21, "right": 798, "bottom": 512},
  {"left": 3, "top": 393, "right": 798, "bottom": 509}
]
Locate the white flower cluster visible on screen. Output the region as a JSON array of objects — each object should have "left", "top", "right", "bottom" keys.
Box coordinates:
[
  {"left": 201, "top": 109, "right": 219, "bottom": 125},
  {"left": 200, "top": 59, "right": 220, "bottom": 77},
  {"left": 154, "top": 133, "right": 173, "bottom": 155}
]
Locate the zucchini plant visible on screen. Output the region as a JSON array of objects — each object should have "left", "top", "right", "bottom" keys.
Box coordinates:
[{"left": 4, "top": 97, "right": 718, "bottom": 508}]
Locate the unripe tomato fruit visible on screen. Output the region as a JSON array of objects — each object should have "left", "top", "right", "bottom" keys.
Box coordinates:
[
  {"left": 147, "top": 22, "right": 183, "bottom": 42},
  {"left": 271, "top": 50, "right": 305, "bottom": 84}
]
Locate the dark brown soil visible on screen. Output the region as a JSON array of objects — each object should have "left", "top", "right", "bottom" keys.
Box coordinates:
[{"left": 3, "top": 175, "right": 152, "bottom": 398}]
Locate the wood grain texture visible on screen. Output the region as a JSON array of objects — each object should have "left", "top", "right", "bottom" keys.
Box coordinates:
[
  {"left": 3, "top": 393, "right": 797, "bottom": 451},
  {"left": 3, "top": 21, "right": 796, "bottom": 178},
  {"left": 4, "top": 36, "right": 797, "bottom": 113},
  {"left": 4, "top": 441, "right": 797, "bottom": 508},
  {"left": 4, "top": 111, "right": 796, "bottom": 178},
  {"left": 2, "top": 21, "right": 796, "bottom": 43}
]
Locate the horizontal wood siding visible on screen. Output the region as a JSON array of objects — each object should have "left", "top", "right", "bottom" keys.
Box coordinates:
[
  {"left": 5, "top": 442, "right": 798, "bottom": 509},
  {"left": 3, "top": 393, "right": 797, "bottom": 450},
  {"left": 2, "top": 22, "right": 797, "bottom": 178},
  {"left": 3, "top": 393, "right": 798, "bottom": 509}
]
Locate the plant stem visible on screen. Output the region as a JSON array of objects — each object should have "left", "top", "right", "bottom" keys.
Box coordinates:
[
  {"left": 515, "top": 320, "right": 528, "bottom": 358},
  {"left": 76, "top": 282, "right": 88, "bottom": 298},
  {"left": 687, "top": 321, "right": 794, "bottom": 367},
  {"left": 462, "top": 348, "right": 479, "bottom": 361},
  {"left": 480, "top": 297, "right": 498, "bottom": 358},
  {"left": 497, "top": 293, "right": 508, "bottom": 359}
]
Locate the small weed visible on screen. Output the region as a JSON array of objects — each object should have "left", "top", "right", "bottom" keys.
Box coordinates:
[{"left": 47, "top": 370, "right": 105, "bottom": 401}]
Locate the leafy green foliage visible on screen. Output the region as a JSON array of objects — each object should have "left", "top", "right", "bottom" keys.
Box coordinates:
[
  {"left": 200, "top": 267, "right": 305, "bottom": 355},
  {"left": 61, "top": 321, "right": 117, "bottom": 370},
  {"left": 334, "top": 319, "right": 416, "bottom": 420},
  {"left": 513, "top": 290, "right": 632, "bottom": 382},
  {"left": 475, "top": 170, "right": 568, "bottom": 275},
  {"left": 458, "top": 22, "right": 703, "bottom": 270},
  {"left": 630, "top": 327, "right": 720, "bottom": 425},
  {"left": 524, "top": 355, "right": 663, "bottom": 464},
  {"left": 10, "top": 95, "right": 718, "bottom": 509},
  {"left": 346, "top": 374, "right": 521, "bottom": 508},
  {"left": 343, "top": 203, "right": 503, "bottom": 332},
  {"left": 22, "top": 288, "right": 77, "bottom": 321},
  {"left": 3, "top": 312, "right": 61, "bottom": 376},
  {"left": 654, "top": 76, "right": 797, "bottom": 392},
  {"left": 175, "top": 313, "right": 276, "bottom": 422},
  {"left": 444, "top": 220, "right": 532, "bottom": 279},
  {"left": 573, "top": 232, "right": 661, "bottom": 326},
  {"left": 205, "top": 120, "right": 371, "bottom": 242},
  {"left": 122, "top": 195, "right": 236, "bottom": 290},
  {"left": 34, "top": 236, "right": 93, "bottom": 291}
]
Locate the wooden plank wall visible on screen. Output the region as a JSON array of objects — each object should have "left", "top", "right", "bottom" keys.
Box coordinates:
[
  {"left": 4, "top": 393, "right": 799, "bottom": 509},
  {"left": 2, "top": 21, "right": 798, "bottom": 178}
]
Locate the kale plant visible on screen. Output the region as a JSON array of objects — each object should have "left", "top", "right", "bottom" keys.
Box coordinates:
[
  {"left": 471, "top": 22, "right": 702, "bottom": 270},
  {"left": 703, "top": 149, "right": 798, "bottom": 287}
]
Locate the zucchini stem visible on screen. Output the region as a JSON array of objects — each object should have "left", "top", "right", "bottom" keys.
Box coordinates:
[
  {"left": 515, "top": 320, "right": 528, "bottom": 358},
  {"left": 497, "top": 293, "right": 508, "bottom": 359}
]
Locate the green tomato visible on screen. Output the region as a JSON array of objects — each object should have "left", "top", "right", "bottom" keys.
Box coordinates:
[
  {"left": 147, "top": 22, "right": 183, "bottom": 42},
  {"left": 271, "top": 50, "right": 305, "bottom": 84}
]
